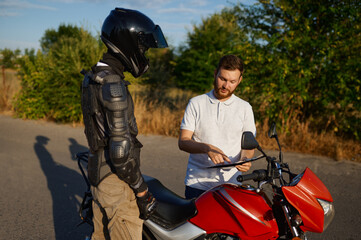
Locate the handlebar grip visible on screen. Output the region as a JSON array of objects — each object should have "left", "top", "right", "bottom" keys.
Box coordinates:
[
  {"left": 237, "top": 170, "right": 267, "bottom": 182},
  {"left": 237, "top": 172, "right": 258, "bottom": 182}
]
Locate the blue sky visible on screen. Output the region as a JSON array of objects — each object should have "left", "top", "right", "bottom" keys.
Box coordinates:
[{"left": 0, "top": 0, "right": 255, "bottom": 52}]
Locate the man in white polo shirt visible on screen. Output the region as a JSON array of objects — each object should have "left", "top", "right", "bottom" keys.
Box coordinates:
[{"left": 178, "top": 54, "right": 256, "bottom": 199}]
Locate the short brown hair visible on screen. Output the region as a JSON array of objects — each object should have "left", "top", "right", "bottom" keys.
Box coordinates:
[{"left": 216, "top": 55, "right": 244, "bottom": 75}]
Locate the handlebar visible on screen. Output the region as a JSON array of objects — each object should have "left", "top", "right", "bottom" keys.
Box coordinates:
[
  {"left": 76, "top": 151, "right": 89, "bottom": 162},
  {"left": 237, "top": 169, "right": 267, "bottom": 182},
  {"left": 76, "top": 151, "right": 90, "bottom": 188},
  {"left": 207, "top": 154, "right": 265, "bottom": 169}
]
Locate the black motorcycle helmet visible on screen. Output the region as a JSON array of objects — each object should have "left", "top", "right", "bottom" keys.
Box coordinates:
[{"left": 101, "top": 8, "right": 168, "bottom": 77}]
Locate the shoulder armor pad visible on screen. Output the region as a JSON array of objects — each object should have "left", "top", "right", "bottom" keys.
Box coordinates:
[{"left": 81, "top": 69, "right": 104, "bottom": 85}]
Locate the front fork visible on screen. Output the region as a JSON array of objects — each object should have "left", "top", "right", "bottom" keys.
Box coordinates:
[{"left": 280, "top": 199, "right": 302, "bottom": 239}]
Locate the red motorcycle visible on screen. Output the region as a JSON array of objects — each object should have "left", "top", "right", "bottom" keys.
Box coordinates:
[
  {"left": 77, "top": 123, "right": 335, "bottom": 240},
  {"left": 141, "top": 123, "right": 335, "bottom": 240}
]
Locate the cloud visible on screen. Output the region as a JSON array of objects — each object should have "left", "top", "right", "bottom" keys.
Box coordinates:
[
  {"left": 189, "top": 0, "right": 208, "bottom": 7},
  {"left": 116, "top": 0, "right": 172, "bottom": 9},
  {"left": 156, "top": 1, "right": 217, "bottom": 16},
  {"left": 0, "top": 0, "right": 56, "bottom": 11},
  {"left": 157, "top": 6, "right": 200, "bottom": 14},
  {"left": 44, "top": 0, "right": 103, "bottom": 3},
  {"left": 0, "top": 10, "right": 19, "bottom": 17}
]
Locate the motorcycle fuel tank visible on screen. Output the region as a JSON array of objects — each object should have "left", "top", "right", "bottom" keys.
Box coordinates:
[{"left": 190, "top": 184, "right": 279, "bottom": 239}]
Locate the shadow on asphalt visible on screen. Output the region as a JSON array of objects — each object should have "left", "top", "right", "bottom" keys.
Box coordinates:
[{"left": 34, "top": 136, "right": 92, "bottom": 240}]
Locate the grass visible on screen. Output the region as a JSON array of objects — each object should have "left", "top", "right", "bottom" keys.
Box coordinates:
[
  {"left": 1, "top": 68, "right": 360, "bottom": 162},
  {"left": 130, "top": 85, "right": 193, "bottom": 137},
  {"left": 131, "top": 87, "right": 361, "bottom": 163},
  {"left": 255, "top": 118, "right": 361, "bottom": 162},
  {"left": 0, "top": 68, "right": 20, "bottom": 114}
]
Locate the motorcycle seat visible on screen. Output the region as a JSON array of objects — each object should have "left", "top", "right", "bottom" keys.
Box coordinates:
[{"left": 143, "top": 175, "right": 198, "bottom": 230}]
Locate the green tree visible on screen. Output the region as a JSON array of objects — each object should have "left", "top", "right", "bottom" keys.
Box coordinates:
[
  {"left": 143, "top": 48, "right": 175, "bottom": 88},
  {"left": 40, "top": 24, "right": 83, "bottom": 52},
  {"left": 234, "top": 0, "right": 361, "bottom": 139},
  {"left": 0, "top": 48, "right": 21, "bottom": 68},
  {"left": 15, "top": 25, "right": 106, "bottom": 122},
  {"left": 138, "top": 48, "right": 176, "bottom": 103},
  {"left": 174, "top": 9, "right": 249, "bottom": 93},
  {"left": 23, "top": 48, "right": 36, "bottom": 63}
]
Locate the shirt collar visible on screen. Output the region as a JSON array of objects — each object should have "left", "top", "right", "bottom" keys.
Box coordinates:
[{"left": 207, "top": 89, "right": 235, "bottom": 106}]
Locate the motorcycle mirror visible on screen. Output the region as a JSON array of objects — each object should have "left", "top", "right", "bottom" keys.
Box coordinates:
[
  {"left": 268, "top": 122, "right": 278, "bottom": 139},
  {"left": 241, "top": 131, "right": 259, "bottom": 150}
]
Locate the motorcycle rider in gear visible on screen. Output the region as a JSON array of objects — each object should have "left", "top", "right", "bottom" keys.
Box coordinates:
[{"left": 81, "top": 7, "right": 168, "bottom": 240}]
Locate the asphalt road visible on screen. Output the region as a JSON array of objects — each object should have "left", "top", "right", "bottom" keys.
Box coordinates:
[{"left": 0, "top": 114, "right": 360, "bottom": 240}]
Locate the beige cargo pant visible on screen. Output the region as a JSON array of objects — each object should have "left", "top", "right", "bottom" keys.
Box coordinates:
[{"left": 90, "top": 174, "right": 143, "bottom": 240}]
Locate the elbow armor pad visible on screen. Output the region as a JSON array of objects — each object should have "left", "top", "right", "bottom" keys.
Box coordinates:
[
  {"left": 110, "top": 138, "right": 131, "bottom": 163},
  {"left": 108, "top": 137, "right": 146, "bottom": 193}
]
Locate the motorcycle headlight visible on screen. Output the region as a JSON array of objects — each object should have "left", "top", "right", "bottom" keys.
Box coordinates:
[{"left": 317, "top": 199, "right": 335, "bottom": 231}]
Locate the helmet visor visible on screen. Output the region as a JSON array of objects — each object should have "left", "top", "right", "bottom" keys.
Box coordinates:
[
  {"left": 153, "top": 25, "right": 168, "bottom": 48},
  {"left": 139, "top": 25, "right": 168, "bottom": 48}
]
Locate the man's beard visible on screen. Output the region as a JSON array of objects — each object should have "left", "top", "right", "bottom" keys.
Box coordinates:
[{"left": 213, "top": 79, "right": 234, "bottom": 100}]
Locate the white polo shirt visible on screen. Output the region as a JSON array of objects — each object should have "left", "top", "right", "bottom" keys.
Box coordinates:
[{"left": 181, "top": 90, "right": 256, "bottom": 190}]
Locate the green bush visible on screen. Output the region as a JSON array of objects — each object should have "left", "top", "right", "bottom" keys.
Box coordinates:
[
  {"left": 0, "top": 48, "right": 21, "bottom": 69},
  {"left": 14, "top": 23, "right": 175, "bottom": 123},
  {"left": 15, "top": 25, "right": 106, "bottom": 122}
]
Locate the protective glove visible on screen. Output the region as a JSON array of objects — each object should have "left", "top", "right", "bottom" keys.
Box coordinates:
[{"left": 136, "top": 191, "right": 157, "bottom": 220}]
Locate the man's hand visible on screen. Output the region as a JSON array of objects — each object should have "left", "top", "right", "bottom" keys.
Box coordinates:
[
  {"left": 236, "top": 162, "right": 252, "bottom": 172},
  {"left": 136, "top": 191, "right": 157, "bottom": 220},
  {"left": 235, "top": 158, "right": 252, "bottom": 172},
  {"left": 207, "top": 144, "right": 231, "bottom": 165},
  {"left": 178, "top": 129, "right": 231, "bottom": 165}
]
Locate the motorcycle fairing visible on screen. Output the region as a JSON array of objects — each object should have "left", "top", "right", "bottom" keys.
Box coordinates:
[
  {"left": 282, "top": 167, "right": 333, "bottom": 233},
  {"left": 190, "top": 184, "right": 279, "bottom": 239}
]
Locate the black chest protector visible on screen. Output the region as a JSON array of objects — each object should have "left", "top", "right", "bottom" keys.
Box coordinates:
[
  {"left": 81, "top": 70, "right": 106, "bottom": 152},
  {"left": 81, "top": 68, "right": 138, "bottom": 150},
  {"left": 81, "top": 68, "right": 146, "bottom": 193}
]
